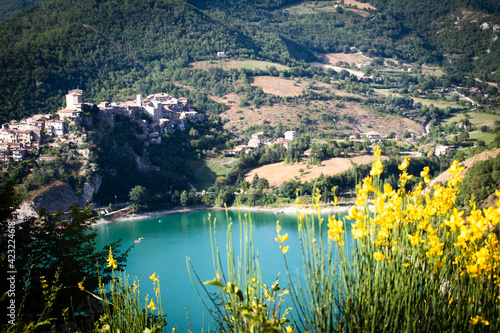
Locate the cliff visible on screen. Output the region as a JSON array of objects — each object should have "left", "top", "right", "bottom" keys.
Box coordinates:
[{"left": 16, "top": 173, "right": 102, "bottom": 219}]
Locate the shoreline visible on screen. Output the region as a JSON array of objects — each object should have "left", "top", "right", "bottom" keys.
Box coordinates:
[{"left": 94, "top": 204, "right": 352, "bottom": 225}]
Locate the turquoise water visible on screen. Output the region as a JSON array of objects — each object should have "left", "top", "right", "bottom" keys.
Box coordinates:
[{"left": 94, "top": 209, "right": 347, "bottom": 331}]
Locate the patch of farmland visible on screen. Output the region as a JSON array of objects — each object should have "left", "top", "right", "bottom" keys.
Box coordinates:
[
  {"left": 215, "top": 92, "right": 424, "bottom": 137},
  {"left": 249, "top": 76, "right": 304, "bottom": 97},
  {"left": 189, "top": 60, "right": 289, "bottom": 71},
  {"left": 310, "top": 62, "right": 365, "bottom": 78},
  {"left": 244, "top": 154, "right": 387, "bottom": 188},
  {"left": 320, "top": 52, "right": 371, "bottom": 65},
  {"left": 282, "top": 0, "right": 375, "bottom": 15},
  {"left": 443, "top": 111, "right": 500, "bottom": 127},
  {"left": 343, "top": 0, "right": 376, "bottom": 10}
]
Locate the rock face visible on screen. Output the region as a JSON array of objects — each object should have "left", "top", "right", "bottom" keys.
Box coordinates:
[
  {"left": 16, "top": 173, "right": 102, "bottom": 219},
  {"left": 81, "top": 173, "right": 102, "bottom": 206}
]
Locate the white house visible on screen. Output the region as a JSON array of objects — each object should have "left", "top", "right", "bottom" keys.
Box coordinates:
[
  {"left": 284, "top": 131, "right": 297, "bottom": 141},
  {"left": 435, "top": 145, "right": 452, "bottom": 157},
  {"left": 248, "top": 138, "right": 261, "bottom": 148},
  {"left": 365, "top": 131, "right": 382, "bottom": 140},
  {"left": 66, "top": 89, "right": 83, "bottom": 110},
  {"left": 276, "top": 138, "right": 289, "bottom": 149},
  {"left": 45, "top": 120, "right": 67, "bottom": 136},
  {"left": 251, "top": 131, "right": 264, "bottom": 140}
]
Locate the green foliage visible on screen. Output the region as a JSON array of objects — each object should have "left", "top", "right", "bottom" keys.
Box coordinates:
[
  {"left": 370, "top": 0, "right": 500, "bottom": 82},
  {"left": 180, "top": 190, "right": 189, "bottom": 206},
  {"left": 129, "top": 185, "right": 151, "bottom": 212},
  {"left": 2, "top": 0, "right": 499, "bottom": 126},
  {"left": 0, "top": 175, "right": 20, "bottom": 229},
  {"left": 457, "top": 152, "right": 500, "bottom": 208},
  {"left": 92, "top": 267, "right": 167, "bottom": 333},
  {"left": 0, "top": 201, "right": 130, "bottom": 331}
]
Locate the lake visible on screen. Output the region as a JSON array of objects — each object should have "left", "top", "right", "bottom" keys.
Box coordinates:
[{"left": 94, "top": 209, "right": 348, "bottom": 331}]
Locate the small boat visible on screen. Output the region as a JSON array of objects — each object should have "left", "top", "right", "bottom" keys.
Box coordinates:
[
  {"left": 134, "top": 237, "right": 144, "bottom": 243},
  {"left": 159, "top": 219, "right": 163, "bottom": 223},
  {"left": 274, "top": 211, "right": 284, "bottom": 215}
]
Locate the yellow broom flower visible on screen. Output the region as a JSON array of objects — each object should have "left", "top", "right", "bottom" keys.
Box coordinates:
[
  {"left": 373, "top": 251, "right": 384, "bottom": 261},
  {"left": 147, "top": 299, "right": 156, "bottom": 311}
]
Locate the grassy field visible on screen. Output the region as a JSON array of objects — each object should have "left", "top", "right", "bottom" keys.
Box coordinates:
[
  {"left": 283, "top": 1, "right": 338, "bottom": 14},
  {"left": 374, "top": 89, "right": 464, "bottom": 109},
  {"left": 189, "top": 59, "right": 289, "bottom": 71},
  {"left": 310, "top": 62, "right": 365, "bottom": 77},
  {"left": 421, "top": 65, "right": 445, "bottom": 76},
  {"left": 282, "top": 0, "right": 375, "bottom": 15},
  {"left": 249, "top": 76, "right": 304, "bottom": 96},
  {"left": 443, "top": 111, "right": 500, "bottom": 127},
  {"left": 236, "top": 60, "right": 289, "bottom": 71},
  {"left": 468, "top": 131, "right": 497, "bottom": 144},
  {"left": 244, "top": 154, "right": 386, "bottom": 188},
  {"left": 187, "top": 157, "right": 238, "bottom": 190}
]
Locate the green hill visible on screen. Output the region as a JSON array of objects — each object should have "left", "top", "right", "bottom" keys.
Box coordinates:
[
  {"left": 370, "top": 0, "right": 500, "bottom": 81},
  {"left": 0, "top": 0, "right": 499, "bottom": 124},
  {"left": 0, "top": 0, "right": 258, "bottom": 123}
]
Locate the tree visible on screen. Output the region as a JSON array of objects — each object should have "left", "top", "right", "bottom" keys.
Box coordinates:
[
  {"left": 256, "top": 177, "right": 270, "bottom": 190},
  {"left": 492, "top": 131, "right": 500, "bottom": 148},
  {"left": 251, "top": 173, "right": 260, "bottom": 188},
  {"left": 129, "top": 185, "right": 151, "bottom": 212},
  {"left": 386, "top": 132, "right": 396, "bottom": 139},
  {"left": 239, "top": 180, "right": 250, "bottom": 191},
  {"left": 180, "top": 190, "right": 189, "bottom": 206},
  {"left": 0, "top": 176, "right": 20, "bottom": 233},
  {"left": 458, "top": 131, "right": 469, "bottom": 143},
  {"left": 1, "top": 198, "right": 130, "bottom": 331},
  {"left": 189, "top": 128, "right": 199, "bottom": 137},
  {"left": 215, "top": 176, "right": 227, "bottom": 192},
  {"left": 215, "top": 189, "right": 234, "bottom": 207}
]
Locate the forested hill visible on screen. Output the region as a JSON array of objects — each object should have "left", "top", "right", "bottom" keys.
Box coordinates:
[
  {"left": 0, "top": 0, "right": 260, "bottom": 123},
  {"left": 369, "top": 0, "right": 500, "bottom": 80},
  {"left": 0, "top": 0, "right": 499, "bottom": 124}
]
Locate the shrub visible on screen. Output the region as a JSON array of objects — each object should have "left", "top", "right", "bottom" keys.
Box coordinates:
[
  {"left": 82, "top": 248, "right": 166, "bottom": 332},
  {"left": 280, "top": 148, "right": 500, "bottom": 331}
]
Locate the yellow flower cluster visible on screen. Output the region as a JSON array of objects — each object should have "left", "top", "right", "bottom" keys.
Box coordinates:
[
  {"left": 470, "top": 315, "right": 489, "bottom": 326},
  {"left": 147, "top": 299, "right": 156, "bottom": 311},
  {"left": 369, "top": 146, "right": 383, "bottom": 177},
  {"left": 106, "top": 247, "right": 118, "bottom": 270},
  {"left": 275, "top": 220, "right": 289, "bottom": 254},
  {"left": 458, "top": 203, "right": 500, "bottom": 278},
  {"left": 327, "top": 215, "right": 345, "bottom": 246},
  {"left": 327, "top": 148, "right": 500, "bottom": 285},
  {"left": 373, "top": 251, "right": 384, "bottom": 261},
  {"left": 150, "top": 272, "right": 160, "bottom": 296}
]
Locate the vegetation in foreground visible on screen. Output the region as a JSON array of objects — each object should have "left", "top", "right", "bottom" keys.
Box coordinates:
[{"left": 189, "top": 150, "right": 500, "bottom": 332}]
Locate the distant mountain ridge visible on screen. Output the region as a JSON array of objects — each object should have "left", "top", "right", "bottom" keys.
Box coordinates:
[{"left": 0, "top": 0, "right": 498, "bottom": 124}]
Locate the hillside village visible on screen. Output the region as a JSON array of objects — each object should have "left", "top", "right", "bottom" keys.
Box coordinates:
[{"left": 0, "top": 89, "right": 205, "bottom": 162}]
